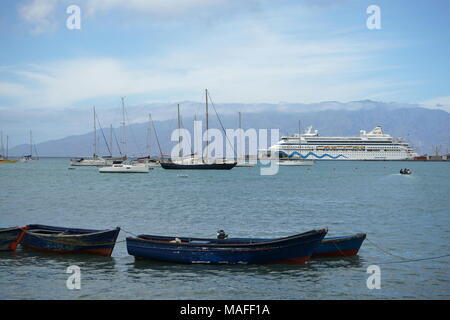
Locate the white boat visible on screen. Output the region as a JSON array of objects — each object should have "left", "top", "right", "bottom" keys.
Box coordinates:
[
  {"left": 70, "top": 107, "right": 109, "bottom": 166},
  {"left": 131, "top": 156, "right": 160, "bottom": 167},
  {"left": 277, "top": 159, "right": 315, "bottom": 166},
  {"left": 71, "top": 156, "right": 109, "bottom": 166},
  {"left": 262, "top": 125, "right": 417, "bottom": 161},
  {"left": 99, "top": 163, "right": 150, "bottom": 173}
]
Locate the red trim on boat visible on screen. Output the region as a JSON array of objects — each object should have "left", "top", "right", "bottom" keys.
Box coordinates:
[
  {"left": 21, "top": 244, "right": 113, "bottom": 257},
  {"left": 312, "top": 249, "right": 359, "bottom": 258},
  {"left": 264, "top": 256, "right": 310, "bottom": 264}
]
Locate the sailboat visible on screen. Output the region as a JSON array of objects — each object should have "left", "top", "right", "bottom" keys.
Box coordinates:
[
  {"left": 160, "top": 90, "right": 236, "bottom": 170},
  {"left": 101, "top": 124, "right": 127, "bottom": 164},
  {"left": 70, "top": 107, "right": 108, "bottom": 166},
  {"left": 0, "top": 132, "right": 16, "bottom": 163},
  {"left": 235, "top": 112, "right": 254, "bottom": 167},
  {"left": 19, "top": 130, "right": 39, "bottom": 162},
  {"left": 131, "top": 114, "right": 160, "bottom": 167}
]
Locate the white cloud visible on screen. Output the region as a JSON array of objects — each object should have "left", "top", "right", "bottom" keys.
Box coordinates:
[
  {"left": 84, "top": 0, "right": 233, "bottom": 16},
  {"left": 0, "top": 22, "right": 405, "bottom": 110},
  {"left": 17, "top": 0, "right": 59, "bottom": 34},
  {"left": 9, "top": 0, "right": 414, "bottom": 109},
  {"left": 420, "top": 95, "right": 450, "bottom": 113},
  {"left": 17, "top": 0, "right": 258, "bottom": 34}
]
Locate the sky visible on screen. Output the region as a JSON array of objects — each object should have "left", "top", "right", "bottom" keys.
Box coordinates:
[{"left": 0, "top": 0, "right": 449, "bottom": 145}]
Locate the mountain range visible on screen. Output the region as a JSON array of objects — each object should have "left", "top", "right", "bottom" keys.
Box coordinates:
[{"left": 7, "top": 100, "right": 450, "bottom": 157}]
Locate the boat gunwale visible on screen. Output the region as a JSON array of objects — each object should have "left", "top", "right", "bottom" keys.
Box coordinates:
[
  {"left": 320, "top": 233, "right": 366, "bottom": 244},
  {"left": 127, "top": 228, "right": 328, "bottom": 248},
  {"left": 24, "top": 225, "right": 120, "bottom": 238},
  {"left": 0, "top": 226, "right": 25, "bottom": 233}
]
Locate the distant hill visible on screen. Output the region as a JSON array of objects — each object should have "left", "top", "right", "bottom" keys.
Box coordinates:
[{"left": 8, "top": 101, "right": 450, "bottom": 157}]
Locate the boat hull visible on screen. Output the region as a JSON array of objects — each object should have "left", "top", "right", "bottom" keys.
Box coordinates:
[
  {"left": 127, "top": 229, "right": 327, "bottom": 264},
  {"left": 277, "top": 160, "right": 315, "bottom": 166},
  {"left": 0, "top": 227, "right": 26, "bottom": 251},
  {"left": 0, "top": 160, "right": 17, "bottom": 163},
  {"left": 20, "top": 225, "right": 120, "bottom": 256},
  {"left": 160, "top": 162, "right": 237, "bottom": 170},
  {"left": 99, "top": 165, "right": 149, "bottom": 173},
  {"left": 312, "top": 233, "right": 366, "bottom": 258}
]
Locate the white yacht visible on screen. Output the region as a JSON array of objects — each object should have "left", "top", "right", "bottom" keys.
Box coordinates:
[
  {"left": 98, "top": 163, "right": 150, "bottom": 173},
  {"left": 264, "top": 126, "right": 417, "bottom": 161}
]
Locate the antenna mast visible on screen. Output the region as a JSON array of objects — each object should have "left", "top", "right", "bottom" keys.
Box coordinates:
[{"left": 121, "top": 97, "right": 127, "bottom": 158}]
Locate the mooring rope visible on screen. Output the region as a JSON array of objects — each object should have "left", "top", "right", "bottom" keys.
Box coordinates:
[
  {"left": 318, "top": 238, "right": 450, "bottom": 266},
  {"left": 119, "top": 227, "right": 140, "bottom": 238},
  {"left": 365, "top": 238, "right": 450, "bottom": 265}
]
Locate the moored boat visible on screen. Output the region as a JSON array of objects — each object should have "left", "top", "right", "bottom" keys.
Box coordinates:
[
  {"left": 126, "top": 229, "right": 327, "bottom": 264},
  {"left": 0, "top": 133, "right": 16, "bottom": 163},
  {"left": 160, "top": 160, "right": 236, "bottom": 170},
  {"left": 0, "top": 227, "right": 26, "bottom": 251},
  {"left": 20, "top": 224, "right": 120, "bottom": 256},
  {"left": 99, "top": 163, "right": 150, "bottom": 173},
  {"left": 276, "top": 159, "right": 315, "bottom": 166},
  {"left": 312, "top": 233, "right": 366, "bottom": 258}
]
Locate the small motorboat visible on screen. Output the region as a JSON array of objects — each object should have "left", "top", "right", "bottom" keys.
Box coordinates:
[
  {"left": 312, "top": 233, "right": 366, "bottom": 258},
  {"left": 126, "top": 229, "right": 327, "bottom": 264},
  {"left": 0, "top": 227, "right": 26, "bottom": 251},
  {"left": 276, "top": 159, "right": 315, "bottom": 166},
  {"left": 400, "top": 168, "right": 412, "bottom": 175},
  {"left": 20, "top": 224, "right": 121, "bottom": 256},
  {"left": 99, "top": 163, "right": 150, "bottom": 173}
]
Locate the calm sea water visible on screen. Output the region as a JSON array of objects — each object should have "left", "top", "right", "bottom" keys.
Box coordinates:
[{"left": 0, "top": 158, "right": 449, "bottom": 299}]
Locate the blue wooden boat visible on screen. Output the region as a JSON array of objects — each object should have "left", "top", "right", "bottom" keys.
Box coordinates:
[
  {"left": 126, "top": 229, "right": 327, "bottom": 264},
  {"left": 0, "top": 227, "right": 26, "bottom": 251},
  {"left": 312, "top": 233, "right": 366, "bottom": 258},
  {"left": 20, "top": 224, "right": 121, "bottom": 256}
]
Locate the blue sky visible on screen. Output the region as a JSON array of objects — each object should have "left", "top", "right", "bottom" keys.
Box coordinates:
[{"left": 0, "top": 0, "right": 449, "bottom": 144}]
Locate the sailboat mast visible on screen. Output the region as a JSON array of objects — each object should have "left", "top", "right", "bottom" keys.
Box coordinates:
[
  {"left": 205, "top": 89, "right": 208, "bottom": 162},
  {"left": 121, "top": 97, "right": 127, "bottom": 158},
  {"left": 93, "top": 106, "right": 97, "bottom": 157},
  {"left": 147, "top": 115, "right": 151, "bottom": 156},
  {"left": 30, "top": 130, "right": 33, "bottom": 157},
  {"left": 1, "top": 130, "right": 3, "bottom": 156},
  {"left": 239, "top": 112, "right": 242, "bottom": 161},
  {"left": 149, "top": 113, "right": 163, "bottom": 158},
  {"left": 109, "top": 124, "right": 113, "bottom": 156},
  {"left": 6, "top": 135, "right": 9, "bottom": 159},
  {"left": 177, "top": 104, "right": 182, "bottom": 158}
]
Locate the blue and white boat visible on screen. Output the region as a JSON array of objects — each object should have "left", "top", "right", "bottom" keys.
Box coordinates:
[{"left": 262, "top": 126, "right": 417, "bottom": 160}]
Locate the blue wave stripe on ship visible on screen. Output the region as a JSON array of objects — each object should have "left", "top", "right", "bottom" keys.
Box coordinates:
[{"left": 277, "top": 151, "right": 347, "bottom": 159}]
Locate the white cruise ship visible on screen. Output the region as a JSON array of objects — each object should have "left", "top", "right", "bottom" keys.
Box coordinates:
[{"left": 265, "top": 126, "right": 417, "bottom": 160}]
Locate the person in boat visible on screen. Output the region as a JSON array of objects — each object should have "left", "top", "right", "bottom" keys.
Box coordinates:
[{"left": 217, "top": 230, "right": 228, "bottom": 240}]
